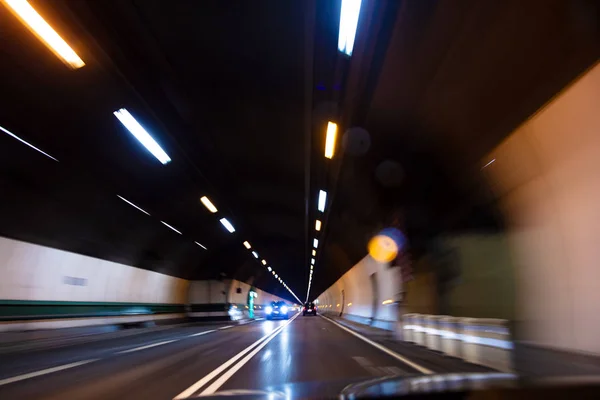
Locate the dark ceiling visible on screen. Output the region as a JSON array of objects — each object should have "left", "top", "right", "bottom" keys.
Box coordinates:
[{"left": 0, "top": 0, "right": 598, "bottom": 302}]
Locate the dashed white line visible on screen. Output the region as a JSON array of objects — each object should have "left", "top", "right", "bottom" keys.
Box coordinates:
[
  {"left": 218, "top": 325, "right": 233, "bottom": 330},
  {"left": 189, "top": 329, "right": 216, "bottom": 337},
  {"left": 321, "top": 315, "right": 433, "bottom": 374},
  {"left": 117, "top": 340, "right": 176, "bottom": 354},
  {"left": 0, "top": 359, "right": 97, "bottom": 387}
]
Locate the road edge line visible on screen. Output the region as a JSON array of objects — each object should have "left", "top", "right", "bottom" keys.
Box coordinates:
[
  {"left": 0, "top": 359, "right": 98, "bottom": 387},
  {"left": 320, "top": 315, "right": 433, "bottom": 374}
]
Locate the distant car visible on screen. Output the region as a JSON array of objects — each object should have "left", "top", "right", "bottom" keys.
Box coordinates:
[
  {"left": 303, "top": 302, "right": 317, "bottom": 316},
  {"left": 265, "top": 301, "right": 289, "bottom": 320}
]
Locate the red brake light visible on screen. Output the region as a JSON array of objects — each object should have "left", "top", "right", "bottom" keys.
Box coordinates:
[{"left": 303, "top": 307, "right": 306, "bottom": 310}]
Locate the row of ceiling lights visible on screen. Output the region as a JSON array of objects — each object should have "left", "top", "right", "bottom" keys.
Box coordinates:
[
  {"left": 1, "top": 0, "right": 303, "bottom": 303},
  {"left": 305, "top": 0, "right": 363, "bottom": 303}
]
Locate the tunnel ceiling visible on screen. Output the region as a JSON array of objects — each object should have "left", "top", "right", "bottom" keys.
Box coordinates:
[{"left": 0, "top": 0, "right": 598, "bottom": 302}]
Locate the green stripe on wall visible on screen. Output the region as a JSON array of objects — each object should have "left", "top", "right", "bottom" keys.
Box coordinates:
[{"left": 0, "top": 300, "right": 185, "bottom": 321}]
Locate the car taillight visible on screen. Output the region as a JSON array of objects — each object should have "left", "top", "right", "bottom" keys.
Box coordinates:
[{"left": 303, "top": 307, "right": 306, "bottom": 310}]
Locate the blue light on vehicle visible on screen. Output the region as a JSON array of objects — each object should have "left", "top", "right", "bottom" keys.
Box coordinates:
[
  {"left": 281, "top": 306, "right": 288, "bottom": 314},
  {"left": 265, "top": 306, "right": 273, "bottom": 314}
]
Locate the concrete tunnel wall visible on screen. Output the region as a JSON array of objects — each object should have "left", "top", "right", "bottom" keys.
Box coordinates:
[
  {"left": 0, "top": 236, "right": 289, "bottom": 330},
  {"left": 483, "top": 61, "right": 600, "bottom": 360},
  {"left": 316, "top": 255, "right": 403, "bottom": 330}
]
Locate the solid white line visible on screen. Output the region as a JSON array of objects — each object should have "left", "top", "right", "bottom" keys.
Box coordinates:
[
  {"left": 117, "top": 340, "right": 176, "bottom": 354},
  {"left": 320, "top": 315, "right": 433, "bottom": 374},
  {"left": 0, "top": 359, "right": 97, "bottom": 387},
  {"left": 173, "top": 316, "right": 296, "bottom": 399},
  {"left": 189, "top": 329, "right": 216, "bottom": 337},
  {"left": 200, "top": 316, "right": 297, "bottom": 395}
]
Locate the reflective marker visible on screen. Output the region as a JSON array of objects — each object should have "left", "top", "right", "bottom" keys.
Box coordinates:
[
  {"left": 219, "top": 218, "right": 235, "bottom": 233},
  {"left": 116, "top": 195, "right": 150, "bottom": 216},
  {"left": 161, "top": 221, "right": 181, "bottom": 235},
  {"left": 3, "top": 0, "right": 85, "bottom": 69},
  {"left": 113, "top": 108, "right": 171, "bottom": 164},
  {"left": 0, "top": 124, "right": 58, "bottom": 161},
  {"left": 200, "top": 196, "right": 218, "bottom": 213},
  {"left": 318, "top": 190, "right": 327, "bottom": 212},
  {"left": 338, "top": 0, "right": 362, "bottom": 56}
]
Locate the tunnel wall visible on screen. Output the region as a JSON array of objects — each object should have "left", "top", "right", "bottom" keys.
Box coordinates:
[
  {"left": 316, "top": 255, "right": 402, "bottom": 330},
  {"left": 0, "top": 236, "right": 188, "bottom": 331},
  {"left": 484, "top": 62, "right": 600, "bottom": 370},
  {"left": 187, "top": 279, "right": 290, "bottom": 320}
]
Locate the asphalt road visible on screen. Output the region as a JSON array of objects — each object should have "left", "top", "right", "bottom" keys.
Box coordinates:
[{"left": 0, "top": 314, "right": 424, "bottom": 399}]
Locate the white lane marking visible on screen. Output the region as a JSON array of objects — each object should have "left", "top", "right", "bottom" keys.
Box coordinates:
[
  {"left": 0, "top": 359, "right": 97, "bottom": 387},
  {"left": 321, "top": 315, "right": 433, "bottom": 374},
  {"left": 189, "top": 329, "right": 216, "bottom": 337},
  {"left": 200, "top": 316, "right": 297, "bottom": 395},
  {"left": 117, "top": 340, "right": 176, "bottom": 354},
  {"left": 174, "top": 316, "right": 297, "bottom": 399},
  {"left": 218, "top": 325, "right": 233, "bottom": 330}
]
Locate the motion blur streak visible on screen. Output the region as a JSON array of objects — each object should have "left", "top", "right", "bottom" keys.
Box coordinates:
[
  {"left": 2, "top": 0, "right": 85, "bottom": 68},
  {"left": 0, "top": 124, "right": 58, "bottom": 161}
]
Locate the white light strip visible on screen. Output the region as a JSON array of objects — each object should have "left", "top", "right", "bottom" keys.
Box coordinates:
[
  {"left": 200, "top": 196, "right": 218, "bottom": 213},
  {"left": 311, "top": 258, "right": 315, "bottom": 265},
  {"left": 315, "top": 220, "right": 322, "bottom": 231},
  {"left": 261, "top": 260, "right": 267, "bottom": 265},
  {"left": 312, "top": 249, "right": 316, "bottom": 256},
  {"left": 113, "top": 108, "right": 171, "bottom": 165},
  {"left": 243, "top": 241, "right": 251, "bottom": 249},
  {"left": 267, "top": 267, "right": 272, "bottom": 272},
  {"left": 116, "top": 195, "right": 150, "bottom": 216},
  {"left": 219, "top": 218, "right": 235, "bottom": 233},
  {"left": 252, "top": 251, "right": 258, "bottom": 259},
  {"left": 338, "top": 0, "right": 363, "bottom": 56},
  {"left": 318, "top": 190, "right": 327, "bottom": 212},
  {"left": 194, "top": 241, "right": 207, "bottom": 250},
  {"left": 313, "top": 238, "right": 319, "bottom": 248},
  {"left": 161, "top": 221, "right": 181, "bottom": 235},
  {"left": 1, "top": 124, "right": 58, "bottom": 161},
  {"left": 3, "top": 0, "right": 85, "bottom": 69}
]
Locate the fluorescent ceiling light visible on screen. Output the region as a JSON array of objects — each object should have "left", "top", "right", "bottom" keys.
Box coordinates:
[
  {"left": 268, "top": 266, "right": 272, "bottom": 272},
  {"left": 117, "top": 195, "right": 149, "bottom": 216},
  {"left": 243, "top": 241, "right": 251, "bottom": 249},
  {"left": 219, "top": 218, "right": 235, "bottom": 233},
  {"left": 1, "top": 124, "right": 58, "bottom": 161},
  {"left": 312, "top": 249, "right": 316, "bottom": 256},
  {"left": 272, "top": 270, "right": 275, "bottom": 275},
  {"left": 311, "top": 258, "right": 315, "bottom": 265},
  {"left": 113, "top": 108, "right": 171, "bottom": 165},
  {"left": 252, "top": 251, "right": 258, "bottom": 259},
  {"left": 315, "top": 220, "right": 322, "bottom": 231},
  {"left": 318, "top": 190, "right": 327, "bottom": 212},
  {"left": 194, "top": 241, "right": 207, "bottom": 250},
  {"left": 261, "top": 260, "right": 267, "bottom": 265},
  {"left": 200, "top": 196, "right": 218, "bottom": 213},
  {"left": 324, "top": 122, "right": 338, "bottom": 159},
  {"left": 313, "top": 238, "right": 319, "bottom": 248},
  {"left": 338, "top": 0, "right": 362, "bottom": 56},
  {"left": 275, "top": 274, "right": 278, "bottom": 278},
  {"left": 161, "top": 221, "right": 181, "bottom": 235},
  {"left": 310, "top": 265, "right": 313, "bottom": 270},
  {"left": 3, "top": 0, "right": 85, "bottom": 69}
]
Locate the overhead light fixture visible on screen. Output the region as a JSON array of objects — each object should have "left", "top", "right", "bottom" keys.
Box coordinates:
[
  {"left": 116, "top": 195, "right": 150, "bottom": 216},
  {"left": 1, "top": 124, "right": 58, "bottom": 161},
  {"left": 311, "top": 258, "right": 315, "bottom": 265},
  {"left": 243, "top": 241, "right": 251, "bottom": 249},
  {"left": 312, "top": 249, "right": 316, "bottom": 256},
  {"left": 219, "top": 218, "right": 235, "bottom": 233},
  {"left": 268, "top": 266, "right": 272, "bottom": 272},
  {"left": 113, "top": 108, "right": 171, "bottom": 165},
  {"left": 3, "top": 0, "right": 85, "bottom": 69},
  {"left": 252, "top": 251, "right": 258, "bottom": 259},
  {"left": 161, "top": 221, "right": 181, "bottom": 235},
  {"left": 275, "top": 274, "right": 278, "bottom": 278},
  {"left": 310, "top": 265, "right": 313, "bottom": 270},
  {"left": 315, "top": 220, "right": 322, "bottom": 231},
  {"left": 338, "top": 0, "right": 363, "bottom": 56},
  {"left": 261, "top": 260, "right": 267, "bottom": 265},
  {"left": 194, "top": 241, "right": 207, "bottom": 250},
  {"left": 318, "top": 190, "right": 327, "bottom": 212},
  {"left": 272, "top": 270, "right": 275, "bottom": 275},
  {"left": 200, "top": 196, "right": 218, "bottom": 213},
  {"left": 313, "top": 238, "right": 319, "bottom": 248},
  {"left": 324, "top": 122, "right": 338, "bottom": 159}
]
